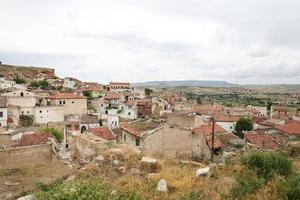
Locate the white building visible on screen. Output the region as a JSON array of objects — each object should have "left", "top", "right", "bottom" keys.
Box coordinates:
[
  {"left": 63, "top": 77, "right": 80, "bottom": 89},
  {"left": 119, "top": 101, "right": 138, "bottom": 120},
  {"left": 0, "top": 98, "right": 7, "bottom": 128},
  {"left": 0, "top": 77, "right": 15, "bottom": 90}
]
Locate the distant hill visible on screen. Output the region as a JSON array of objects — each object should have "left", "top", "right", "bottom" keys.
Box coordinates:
[
  {"left": 132, "top": 80, "right": 236, "bottom": 88},
  {"left": 0, "top": 64, "right": 55, "bottom": 82}
]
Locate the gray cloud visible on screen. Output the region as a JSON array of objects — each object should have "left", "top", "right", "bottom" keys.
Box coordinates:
[{"left": 0, "top": 0, "right": 300, "bottom": 84}]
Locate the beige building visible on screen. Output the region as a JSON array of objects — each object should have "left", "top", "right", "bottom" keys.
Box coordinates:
[
  {"left": 47, "top": 93, "right": 87, "bottom": 115},
  {"left": 2, "top": 90, "right": 36, "bottom": 108},
  {"left": 34, "top": 106, "right": 65, "bottom": 124}
]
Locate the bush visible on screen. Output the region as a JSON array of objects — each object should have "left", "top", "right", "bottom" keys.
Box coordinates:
[
  {"left": 235, "top": 117, "right": 253, "bottom": 138},
  {"left": 30, "top": 80, "right": 49, "bottom": 89},
  {"left": 180, "top": 191, "right": 202, "bottom": 200},
  {"left": 278, "top": 174, "right": 300, "bottom": 200},
  {"left": 14, "top": 77, "right": 26, "bottom": 84},
  {"left": 40, "top": 127, "right": 64, "bottom": 143},
  {"left": 241, "top": 152, "right": 293, "bottom": 180},
  {"left": 36, "top": 179, "right": 142, "bottom": 200},
  {"left": 229, "top": 169, "right": 265, "bottom": 199},
  {"left": 19, "top": 115, "right": 33, "bottom": 127}
]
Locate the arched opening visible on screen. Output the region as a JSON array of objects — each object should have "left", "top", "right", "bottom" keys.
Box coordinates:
[
  {"left": 20, "top": 92, "right": 24, "bottom": 97},
  {"left": 81, "top": 125, "right": 87, "bottom": 133}
]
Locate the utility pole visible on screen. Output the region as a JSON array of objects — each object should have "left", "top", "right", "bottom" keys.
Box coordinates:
[{"left": 211, "top": 116, "right": 215, "bottom": 163}]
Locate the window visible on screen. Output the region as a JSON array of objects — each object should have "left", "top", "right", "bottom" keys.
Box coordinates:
[
  {"left": 20, "top": 92, "right": 24, "bottom": 97},
  {"left": 0, "top": 123, "right": 1, "bottom": 127},
  {"left": 72, "top": 101, "right": 74, "bottom": 104},
  {"left": 40, "top": 110, "right": 42, "bottom": 113},
  {"left": 123, "top": 134, "right": 126, "bottom": 141},
  {"left": 63, "top": 100, "right": 66, "bottom": 104},
  {"left": 128, "top": 112, "right": 131, "bottom": 115},
  {"left": 136, "top": 138, "right": 140, "bottom": 146},
  {"left": 59, "top": 100, "right": 62, "bottom": 105},
  {"left": 0, "top": 112, "right": 3, "bottom": 118}
]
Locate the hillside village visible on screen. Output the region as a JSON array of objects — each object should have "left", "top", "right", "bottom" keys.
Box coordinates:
[{"left": 1, "top": 65, "right": 300, "bottom": 200}]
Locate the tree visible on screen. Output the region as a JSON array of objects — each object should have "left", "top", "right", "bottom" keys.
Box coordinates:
[
  {"left": 83, "top": 91, "right": 92, "bottom": 98},
  {"left": 40, "top": 127, "right": 64, "bottom": 143},
  {"left": 19, "top": 115, "right": 33, "bottom": 127},
  {"left": 235, "top": 117, "right": 253, "bottom": 138},
  {"left": 14, "top": 77, "right": 26, "bottom": 84},
  {"left": 267, "top": 101, "right": 273, "bottom": 111},
  {"left": 144, "top": 88, "right": 153, "bottom": 96},
  {"left": 196, "top": 97, "right": 202, "bottom": 104}
]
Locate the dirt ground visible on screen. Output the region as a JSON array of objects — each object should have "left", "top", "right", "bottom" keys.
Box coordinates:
[{"left": 0, "top": 158, "right": 73, "bottom": 200}]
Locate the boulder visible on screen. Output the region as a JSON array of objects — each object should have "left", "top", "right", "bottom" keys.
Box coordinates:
[
  {"left": 196, "top": 167, "right": 210, "bottom": 177},
  {"left": 113, "top": 160, "right": 120, "bottom": 166},
  {"left": 110, "top": 190, "right": 118, "bottom": 196},
  {"left": 141, "top": 156, "right": 157, "bottom": 164},
  {"left": 17, "top": 194, "right": 35, "bottom": 200},
  {"left": 156, "top": 179, "right": 168, "bottom": 192},
  {"left": 64, "top": 175, "right": 76, "bottom": 182},
  {"left": 118, "top": 166, "right": 126, "bottom": 174},
  {"left": 4, "top": 181, "right": 20, "bottom": 186}
]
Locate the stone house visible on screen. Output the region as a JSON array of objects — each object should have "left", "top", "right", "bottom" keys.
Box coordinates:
[
  {"left": 137, "top": 100, "right": 153, "bottom": 118},
  {"left": 80, "top": 114, "right": 99, "bottom": 133},
  {"left": 0, "top": 76, "right": 15, "bottom": 90},
  {"left": 63, "top": 77, "right": 80, "bottom": 89},
  {"left": 109, "top": 82, "right": 131, "bottom": 93},
  {"left": 47, "top": 93, "right": 87, "bottom": 115},
  {"left": 34, "top": 106, "right": 65, "bottom": 124}
]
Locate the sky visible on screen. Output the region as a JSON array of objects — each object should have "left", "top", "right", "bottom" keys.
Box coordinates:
[{"left": 1, "top": 0, "right": 300, "bottom": 84}]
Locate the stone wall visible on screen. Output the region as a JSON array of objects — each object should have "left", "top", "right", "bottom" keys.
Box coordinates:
[
  {"left": 75, "top": 134, "right": 108, "bottom": 157},
  {"left": 0, "top": 144, "right": 53, "bottom": 168}
]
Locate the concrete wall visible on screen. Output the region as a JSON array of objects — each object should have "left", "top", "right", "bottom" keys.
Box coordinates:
[
  {"left": 143, "top": 124, "right": 211, "bottom": 159},
  {"left": 0, "top": 144, "right": 53, "bottom": 168},
  {"left": 75, "top": 135, "right": 108, "bottom": 157},
  {"left": 167, "top": 113, "right": 203, "bottom": 128}
]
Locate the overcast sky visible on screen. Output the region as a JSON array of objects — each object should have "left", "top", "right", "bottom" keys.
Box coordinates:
[{"left": 1, "top": 0, "right": 300, "bottom": 84}]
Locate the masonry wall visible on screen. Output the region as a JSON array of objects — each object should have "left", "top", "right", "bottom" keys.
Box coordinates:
[
  {"left": 75, "top": 135, "right": 107, "bottom": 157},
  {"left": 167, "top": 113, "right": 203, "bottom": 128},
  {"left": 0, "top": 144, "right": 53, "bottom": 168}
]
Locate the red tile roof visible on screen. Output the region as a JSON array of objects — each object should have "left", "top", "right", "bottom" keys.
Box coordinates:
[
  {"left": 104, "top": 93, "right": 121, "bottom": 100},
  {"left": 90, "top": 127, "right": 116, "bottom": 140},
  {"left": 245, "top": 133, "right": 280, "bottom": 150},
  {"left": 214, "top": 114, "right": 240, "bottom": 122},
  {"left": 276, "top": 123, "right": 300, "bottom": 136},
  {"left": 16, "top": 133, "right": 53, "bottom": 147},
  {"left": 192, "top": 124, "right": 226, "bottom": 135},
  {"left": 193, "top": 124, "right": 225, "bottom": 149},
  {"left": 110, "top": 82, "right": 130, "bottom": 85},
  {"left": 47, "top": 93, "right": 86, "bottom": 99}
]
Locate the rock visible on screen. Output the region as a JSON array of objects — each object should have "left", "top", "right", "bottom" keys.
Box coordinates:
[
  {"left": 110, "top": 190, "right": 118, "bottom": 195},
  {"left": 65, "top": 175, "right": 76, "bottom": 182},
  {"left": 129, "top": 168, "right": 141, "bottom": 176},
  {"left": 113, "top": 160, "right": 120, "bottom": 166},
  {"left": 156, "top": 179, "right": 168, "bottom": 192},
  {"left": 141, "top": 156, "right": 157, "bottom": 164},
  {"left": 95, "top": 155, "right": 105, "bottom": 162},
  {"left": 17, "top": 194, "right": 35, "bottom": 200},
  {"left": 4, "top": 181, "right": 20, "bottom": 186},
  {"left": 118, "top": 166, "right": 126, "bottom": 173},
  {"left": 196, "top": 167, "right": 210, "bottom": 177},
  {"left": 179, "top": 160, "right": 202, "bottom": 166}
]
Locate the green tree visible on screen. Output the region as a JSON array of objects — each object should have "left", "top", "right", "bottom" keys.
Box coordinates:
[
  {"left": 40, "top": 127, "right": 64, "bottom": 143},
  {"left": 19, "top": 115, "right": 33, "bottom": 127},
  {"left": 267, "top": 101, "right": 273, "bottom": 111},
  {"left": 196, "top": 97, "right": 202, "bottom": 104},
  {"left": 14, "top": 77, "right": 26, "bottom": 84},
  {"left": 83, "top": 91, "right": 92, "bottom": 98},
  {"left": 144, "top": 88, "right": 153, "bottom": 96},
  {"left": 235, "top": 117, "right": 253, "bottom": 138}
]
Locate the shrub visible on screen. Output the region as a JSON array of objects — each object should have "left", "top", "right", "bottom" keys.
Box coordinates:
[
  {"left": 180, "top": 191, "right": 202, "bottom": 200},
  {"left": 14, "top": 77, "right": 26, "bottom": 84},
  {"left": 235, "top": 117, "right": 253, "bottom": 138},
  {"left": 36, "top": 179, "right": 142, "bottom": 200},
  {"left": 229, "top": 169, "right": 265, "bottom": 199},
  {"left": 19, "top": 115, "right": 33, "bottom": 127},
  {"left": 40, "top": 127, "right": 64, "bottom": 143},
  {"left": 241, "top": 152, "right": 293, "bottom": 180},
  {"left": 278, "top": 174, "right": 300, "bottom": 200}
]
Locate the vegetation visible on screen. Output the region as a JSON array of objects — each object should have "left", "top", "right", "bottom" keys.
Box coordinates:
[
  {"left": 144, "top": 88, "right": 153, "bottom": 96},
  {"left": 36, "top": 179, "right": 142, "bottom": 200},
  {"left": 14, "top": 77, "right": 26, "bottom": 84},
  {"left": 30, "top": 80, "right": 49, "bottom": 89},
  {"left": 240, "top": 151, "right": 293, "bottom": 180},
  {"left": 234, "top": 117, "right": 253, "bottom": 138},
  {"left": 19, "top": 115, "right": 33, "bottom": 127},
  {"left": 40, "top": 127, "right": 64, "bottom": 143},
  {"left": 83, "top": 91, "right": 92, "bottom": 98},
  {"left": 229, "top": 151, "right": 295, "bottom": 200}
]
